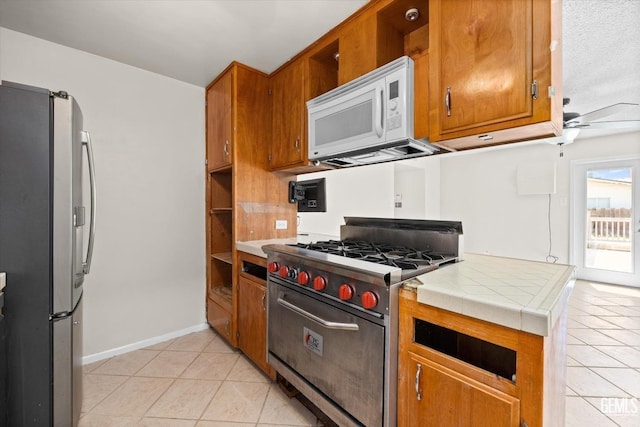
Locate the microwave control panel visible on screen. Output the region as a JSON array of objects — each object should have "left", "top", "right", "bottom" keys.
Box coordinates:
[{"left": 386, "top": 79, "right": 402, "bottom": 131}]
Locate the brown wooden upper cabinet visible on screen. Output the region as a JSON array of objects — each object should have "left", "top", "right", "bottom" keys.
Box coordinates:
[
  {"left": 269, "top": 57, "right": 307, "bottom": 171},
  {"left": 428, "top": 0, "right": 562, "bottom": 150},
  {"left": 337, "top": 12, "right": 404, "bottom": 85},
  {"left": 206, "top": 69, "right": 233, "bottom": 171}
]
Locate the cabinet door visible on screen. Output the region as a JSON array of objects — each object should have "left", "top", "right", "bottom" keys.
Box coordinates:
[
  {"left": 207, "top": 70, "right": 233, "bottom": 170},
  {"left": 207, "top": 297, "right": 233, "bottom": 343},
  {"left": 270, "top": 58, "right": 306, "bottom": 170},
  {"left": 399, "top": 352, "right": 520, "bottom": 427},
  {"left": 237, "top": 276, "right": 272, "bottom": 376},
  {"left": 430, "top": 0, "right": 533, "bottom": 139}
]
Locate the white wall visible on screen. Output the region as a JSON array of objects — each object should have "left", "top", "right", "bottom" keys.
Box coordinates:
[
  {"left": 297, "top": 162, "right": 395, "bottom": 237},
  {"left": 439, "top": 132, "right": 640, "bottom": 263},
  {"left": 0, "top": 28, "right": 206, "bottom": 357},
  {"left": 297, "top": 155, "right": 441, "bottom": 236}
]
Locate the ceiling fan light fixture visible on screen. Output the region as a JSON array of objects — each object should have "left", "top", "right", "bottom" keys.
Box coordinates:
[{"left": 563, "top": 127, "right": 580, "bottom": 144}]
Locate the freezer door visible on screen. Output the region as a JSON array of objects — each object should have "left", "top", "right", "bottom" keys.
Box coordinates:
[
  {"left": 53, "top": 296, "right": 83, "bottom": 427},
  {"left": 53, "top": 95, "right": 85, "bottom": 314}
]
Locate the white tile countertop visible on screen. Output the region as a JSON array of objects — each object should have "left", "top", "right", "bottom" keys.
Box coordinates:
[
  {"left": 405, "top": 253, "right": 575, "bottom": 337},
  {"left": 236, "top": 233, "right": 339, "bottom": 259}
]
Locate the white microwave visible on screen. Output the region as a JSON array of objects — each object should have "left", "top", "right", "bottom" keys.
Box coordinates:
[{"left": 307, "top": 56, "right": 437, "bottom": 167}]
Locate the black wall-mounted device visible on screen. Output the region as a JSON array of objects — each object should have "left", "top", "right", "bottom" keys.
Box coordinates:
[{"left": 288, "top": 178, "right": 326, "bottom": 212}]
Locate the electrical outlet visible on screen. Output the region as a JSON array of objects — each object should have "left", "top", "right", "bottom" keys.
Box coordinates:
[{"left": 275, "top": 220, "right": 288, "bottom": 230}]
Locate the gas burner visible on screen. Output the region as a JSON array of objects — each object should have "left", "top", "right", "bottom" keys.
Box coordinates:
[{"left": 290, "top": 240, "right": 456, "bottom": 271}]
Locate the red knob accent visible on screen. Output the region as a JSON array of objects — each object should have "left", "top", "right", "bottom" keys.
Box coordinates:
[
  {"left": 361, "top": 291, "right": 378, "bottom": 309},
  {"left": 313, "top": 276, "right": 327, "bottom": 291},
  {"left": 268, "top": 262, "right": 279, "bottom": 273},
  {"left": 279, "top": 265, "right": 289, "bottom": 278},
  {"left": 339, "top": 284, "right": 354, "bottom": 300},
  {"left": 298, "top": 271, "right": 310, "bottom": 286}
]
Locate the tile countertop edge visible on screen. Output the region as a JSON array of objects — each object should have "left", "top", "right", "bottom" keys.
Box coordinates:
[
  {"left": 413, "top": 254, "right": 576, "bottom": 337},
  {"left": 236, "top": 233, "right": 340, "bottom": 258}
]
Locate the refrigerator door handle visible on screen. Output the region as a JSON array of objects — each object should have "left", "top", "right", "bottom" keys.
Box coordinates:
[{"left": 81, "top": 131, "right": 96, "bottom": 275}]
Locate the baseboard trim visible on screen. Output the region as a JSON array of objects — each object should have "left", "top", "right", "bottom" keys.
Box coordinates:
[{"left": 82, "top": 322, "right": 210, "bottom": 365}]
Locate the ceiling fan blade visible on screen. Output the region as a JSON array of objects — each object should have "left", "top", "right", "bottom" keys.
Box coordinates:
[
  {"left": 578, "top": 120, "right": 640, "bottom": 130},
  {"left": 566, "top": 103, "right": 639, "bottom": 126}
]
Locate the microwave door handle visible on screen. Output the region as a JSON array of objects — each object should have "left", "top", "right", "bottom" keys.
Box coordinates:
[
  {"left": 81, "top": 131, "right": 96, "bottom": 275},
  {"left": 375, "top": 85, "right": 384, "bottom": 138}
]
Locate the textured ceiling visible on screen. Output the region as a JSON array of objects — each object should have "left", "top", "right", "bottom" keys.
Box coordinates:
[{"left": 1, "top": 0, "right": 639, "bottom": 138}]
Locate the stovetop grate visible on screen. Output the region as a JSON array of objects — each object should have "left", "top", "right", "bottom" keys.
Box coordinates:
[{"left": 289, "top": 240, "right": 455, "bottom": 271}]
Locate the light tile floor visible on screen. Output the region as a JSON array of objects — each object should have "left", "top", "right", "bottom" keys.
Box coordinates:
[
  {"left": 81, "top": 279, "right": 640, "bottom": 427},
  {"left": 565, "top": 280, "right": 640, "bottom": 427},
  {"left": 80, "top": 329, "right": 321, "bottom": 426}
]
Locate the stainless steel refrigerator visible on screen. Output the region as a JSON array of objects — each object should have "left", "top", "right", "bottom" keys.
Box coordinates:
[{"left": 0, "top": 81, "right": 96, "bottom": 426}]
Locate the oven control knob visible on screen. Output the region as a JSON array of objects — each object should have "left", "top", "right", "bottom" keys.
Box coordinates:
[
  {"left": 287, "top": 268, "right": 298, "bottom": 280},
  {"left": 361, "top": 291, "right": 378, "bottom": 309},
  {"left": 268, "top": 262, "right": 279, "bottom": 273},
  {"left": 312, "top": 276, "right": 326, "bottom": 291},
  {"left": 298, "top": 271, "right": 310, "bottom": 286},
  {"left": 339, "top": 284, "right": 354, "bottom": 300},
  {"left": 279, "top": 265, "right": 289, "bottom": 278}
]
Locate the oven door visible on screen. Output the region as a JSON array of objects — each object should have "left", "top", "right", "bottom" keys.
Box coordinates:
[{"left": 268, "top": 277, "right": 385, "bottom": 427}]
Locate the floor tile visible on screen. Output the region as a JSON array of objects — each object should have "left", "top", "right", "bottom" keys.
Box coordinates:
[
  {"left": 83, "top": 359, "right": 109, "bottom": 374},
  {"left": 82, "top": 374, "right": 129, "bottom": 412},
  {"left": 166, "top": 329, "right": 216, "bottom": 352},
  {"left": 573, "top": 316, "right": 621, "bottom": 329},
  {"left": 600, "top": 305, "right": 640, "bottom": 316},
  {"left": 195, "top": 422, "right": 255, "bottom": 427},
  {"left": 568, "top": 329, "right": 624, "bottom": 346},
  {"left": 594, "top": 345, "right": 640, "bottom": 368},
  {"left": 137, "top": 419, "right": 197, "bottom": 427},
  {"left": 590, "top": 367, "right": 640, "bottom": 397},
  {"left": 583, "top": 397, "right": 640, "bottom": 427},
  {"left": 599, "top": 329, "right": 640, "bottom": 346},
  {"left": 258, "top": 384, "right": 317, "bottom": 426},
  {"left": 226, "top": 356, "right": 270, "bottom": 383},
  {"left": 566, "top": 366, "right": 630, "bottom": 397},
  {"left": 202, "top": 336, "right": 237, "bottom": 353},
  {"left": 200, "top": 381, "right": 270, "bottom": 423},
  {"left": 78, "top": 413, "right": 140, "bottom": 427},
  {"left": 565, "top": 396, "right": 618, "bottom": 427},
  {"left": 598, "top": 316, "right": 640, "bottom": 330},
  {"left": 577, "top": 305, "right": 620, "bottom": 316},
  {"left": 567, "top": 345, "right": 625, "bottom": 367},
  {"left": 135, "top": 350, "right": 199, "bottom": 378},
  {"left": 145, "top": 379, "right": 222, "bottom": 420},
  {"left": 91, "top": 377, "right": 173, "bottom": 417},
  {"left": 144, "top": 339, "right": 176, "bottom": 351},
  {"left": 93, "top": 350, "right": 160, "bottom": 376},
  {"left": 180, "top": 353, "right": 240, "bottom": 380},
  {"left": 566, "top": 356, "right": 582, "bottom": 367},
  {"left": 602, "top": 297, "right": 640, "bottom": 307},
  {"left": 566, "top": 333, "right": 585, "bottom": 345}
]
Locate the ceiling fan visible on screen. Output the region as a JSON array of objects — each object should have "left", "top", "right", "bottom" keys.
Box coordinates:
[{"left": 541, "top": 98, "right": 640, "bottom": 147}]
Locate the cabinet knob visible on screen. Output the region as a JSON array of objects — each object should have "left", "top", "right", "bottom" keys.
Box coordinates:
[
  {"left": 223, "top": 140, "right": 230, "bottom": 156},
  {"left": 294, "top": 136, "right": 300, "bottom": 152}
]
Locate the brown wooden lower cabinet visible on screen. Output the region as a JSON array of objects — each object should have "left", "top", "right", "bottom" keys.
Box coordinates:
[
  {"left": 398, "top": 288, "right": 568, "bottom": 427},
  {"left": 401, "top": 352, "right": 520, "bottom": 427},
  {"left": 206, "top": 297, "right": 233, "bottom": 342},
  {"left": 236, "top": 251, "right": 275, "bottom": 379}
]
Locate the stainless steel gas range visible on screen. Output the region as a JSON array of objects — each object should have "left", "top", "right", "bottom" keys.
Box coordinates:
[{"left": 264, "top": 217, "right": 463, "bottom": 427}]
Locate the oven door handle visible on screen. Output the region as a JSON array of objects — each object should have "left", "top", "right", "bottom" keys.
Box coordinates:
[{"left": 277, "top": 295, "right": 360, "bottom": 331}]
